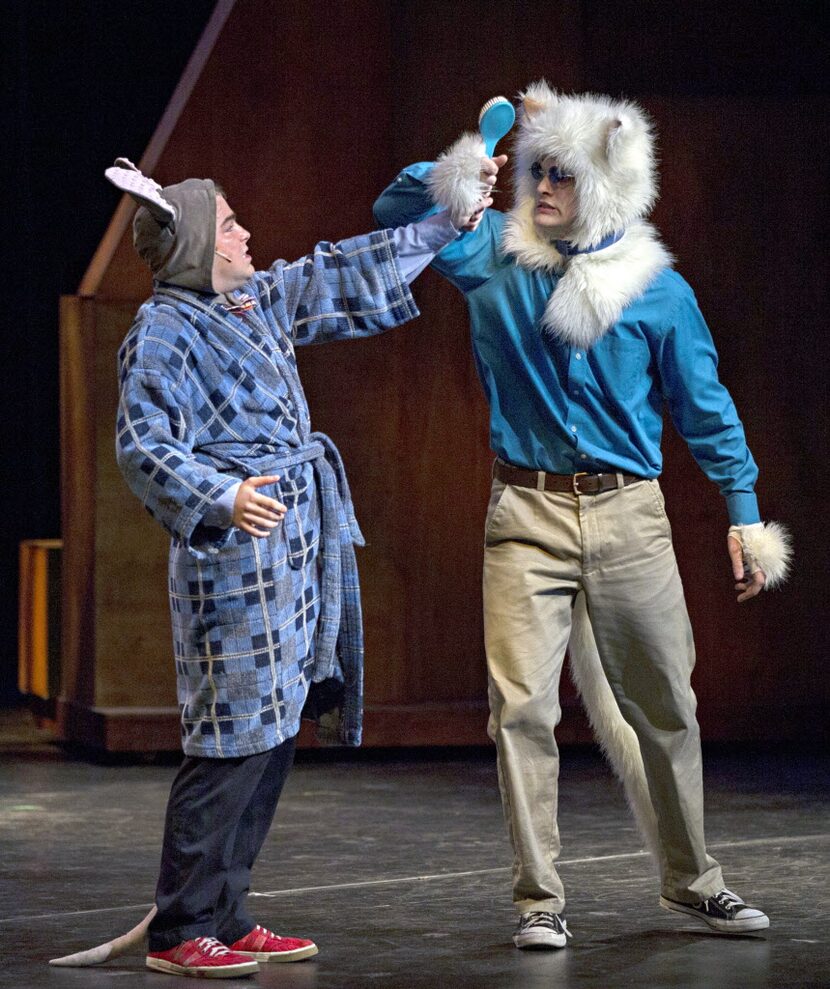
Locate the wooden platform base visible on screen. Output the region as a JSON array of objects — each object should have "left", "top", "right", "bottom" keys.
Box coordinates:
[{"left": 54, "top": 697, "right": 594, "bottom": 753}]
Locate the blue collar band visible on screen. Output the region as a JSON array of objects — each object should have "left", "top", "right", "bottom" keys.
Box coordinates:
[{"left": 555, "top": 229, "right": 625, "bottom": 256}]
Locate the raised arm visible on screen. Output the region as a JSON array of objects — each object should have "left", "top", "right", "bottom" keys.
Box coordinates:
[
  {"left": 374, "top": 139, "right": 508, "bottom": 293},
  {"left": 252, "top": 227, "right": 418, "bottom": 347}
]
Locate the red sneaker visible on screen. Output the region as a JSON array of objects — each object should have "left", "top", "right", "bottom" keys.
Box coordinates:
[
  {"left": 146, "top": 937, "right": 259, "bottom": 977},
  {"left": 229, "top": 924, "right": 319, "bottom": 962}
]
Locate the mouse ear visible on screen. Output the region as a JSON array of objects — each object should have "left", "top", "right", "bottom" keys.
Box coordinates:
[{"left": 105, "top": 159, "right": 176, "bottom": 225}]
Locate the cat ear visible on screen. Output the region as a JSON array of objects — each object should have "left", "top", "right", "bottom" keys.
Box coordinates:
[
  {"left": 605, "top": 117, "right": 626, "bottom": 160},
  {"left": 522, "top": 96, "right": 546, "bottom": 117}
]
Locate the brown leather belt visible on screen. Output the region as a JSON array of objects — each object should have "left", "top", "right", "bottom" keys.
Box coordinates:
[{"left": 494, "top": 458, "right": 645, "bottom": 496}]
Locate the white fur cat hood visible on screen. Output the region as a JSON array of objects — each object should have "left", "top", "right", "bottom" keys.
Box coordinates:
[{"left": 427, "top": 82, "right": 673, "bottom": 348}]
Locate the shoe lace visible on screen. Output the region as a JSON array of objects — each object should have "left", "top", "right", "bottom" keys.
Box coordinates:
[
  {"left": 519, "top": 912, "right": 572, "bottom": 937},
  {"left": 704, "top": 889, "right": 744, "bottom": 915},
  {"left": 194, "top": 937, "right": 233, "bottom": 957},
  {"left": 712, "top": 889, "right": 742, "bottom": 908}
]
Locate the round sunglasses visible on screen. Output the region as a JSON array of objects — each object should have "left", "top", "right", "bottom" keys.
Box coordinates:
[{"left": 530, "top": 162, "right": 575, "bottom": 185}]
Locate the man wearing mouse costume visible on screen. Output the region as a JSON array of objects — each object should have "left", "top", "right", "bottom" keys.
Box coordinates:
[
  {"left": 374, "top": 82, "right": 791, "bottom": 948},
  {"left": 49, "top": 161, "right": 467, "bottom": 977}
]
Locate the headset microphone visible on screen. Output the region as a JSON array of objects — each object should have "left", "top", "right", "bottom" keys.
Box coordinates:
[{"left": 215, "top": 250, "right": 233, "bottom": 262}]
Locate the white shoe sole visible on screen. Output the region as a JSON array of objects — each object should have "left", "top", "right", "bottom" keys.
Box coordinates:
[
  {"left": 659, "top": 896, "right": 770, "bottom": 933},
  {"left": 235, "top": 942, "right": 319, "bottom": 962},
  {"left": 146, "top": 955, "right": 259, "bottom": 977},
  {"left": 513, "top": 931, "right": 567, "bottom": 949}
]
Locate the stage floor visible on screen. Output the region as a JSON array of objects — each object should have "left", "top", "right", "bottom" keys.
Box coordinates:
[{"left": 0, "top": 710, "right": 827, "bottom": 989}]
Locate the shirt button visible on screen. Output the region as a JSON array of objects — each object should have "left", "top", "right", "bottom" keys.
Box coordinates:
[
  {"left": 575, "top": 352, "right": 582, "bottom": 360},
  {"left": 571, "top": 425, "right": 577, "bottom": 433},
  {"left": 580, "top": 453, "right": 588, "bottom": 460}
]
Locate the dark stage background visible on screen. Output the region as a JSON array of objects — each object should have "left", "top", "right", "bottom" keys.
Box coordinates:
[
  {"left": 1, "top": 0, "right": 217, "bottom": 705},
  {"left": 2, "top": 2, "right": 827, "bottom": 738}
]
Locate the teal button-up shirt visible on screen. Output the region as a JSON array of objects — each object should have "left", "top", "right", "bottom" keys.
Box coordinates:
[{"left": 375, "top": 164, "right": 760, "bottom": 525}]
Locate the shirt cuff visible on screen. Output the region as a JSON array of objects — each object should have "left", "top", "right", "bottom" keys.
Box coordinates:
[
  {"left": 202, "top": 481, "right": 241, "bottom": 529},
  {"left": 391, "top": 210, "right": 460, "bottom": 284},
  {"left": 724, "top": 491, "right": 761, "bottom": 526}
]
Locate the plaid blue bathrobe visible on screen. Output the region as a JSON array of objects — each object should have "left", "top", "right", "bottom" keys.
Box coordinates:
[{"left": 116, "top": 230, "right": 418, "bottom": 757}]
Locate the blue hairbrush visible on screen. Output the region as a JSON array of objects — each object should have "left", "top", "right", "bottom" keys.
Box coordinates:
[{"left": 478, "top": 96, "right": 515, "bottom": 156}]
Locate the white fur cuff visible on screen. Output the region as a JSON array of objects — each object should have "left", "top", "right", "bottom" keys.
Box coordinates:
[
  {"left": 426, "top": 132, "right": 486, "bottom": 226},
  {"left": 729, "top": 521, "right": 793, "bottom": 590}
]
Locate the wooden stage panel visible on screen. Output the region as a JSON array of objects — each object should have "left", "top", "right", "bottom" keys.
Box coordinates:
[
  {"left": 93, "top": 302, "right": 174, "bottom": 709},
  {"left": 57, "top": 1, "right": 825, "bottom": 751}
]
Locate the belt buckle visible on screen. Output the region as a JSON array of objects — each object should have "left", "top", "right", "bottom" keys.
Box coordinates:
[{"left": 572, "top": 471, "right": 588, "bottom": 495}]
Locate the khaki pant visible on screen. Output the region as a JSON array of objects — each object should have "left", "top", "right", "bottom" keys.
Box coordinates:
[{"left": 483, "top": 475, "right": 724, "bottom": 914}]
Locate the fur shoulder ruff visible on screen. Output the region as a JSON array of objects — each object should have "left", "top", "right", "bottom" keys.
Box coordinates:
[{"left": 502, "top": 200, "right": 673, "bottom": 348}]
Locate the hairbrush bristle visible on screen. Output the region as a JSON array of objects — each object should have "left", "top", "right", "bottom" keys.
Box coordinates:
[{"left": 478, "top": 96, "right": 512, "bottom": 123}]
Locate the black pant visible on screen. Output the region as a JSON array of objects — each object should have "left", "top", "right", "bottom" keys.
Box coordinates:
[{"left": 148, "top": 735, "right": 297, "bottom": 951}]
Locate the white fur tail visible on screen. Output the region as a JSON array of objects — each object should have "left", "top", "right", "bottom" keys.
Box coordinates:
[{"left": 568, "top": 593, "right": 662, "bottom": 871}]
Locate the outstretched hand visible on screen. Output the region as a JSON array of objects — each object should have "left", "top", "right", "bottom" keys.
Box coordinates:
[
  {"left": 233, "top": 475, "right": 287, "bottom": 538},
  {"left": 458, "top": 154, "right": 509, "bottom": 232},
  {"left": 727, "top": 534, "right": 766, "bottom": 602}
]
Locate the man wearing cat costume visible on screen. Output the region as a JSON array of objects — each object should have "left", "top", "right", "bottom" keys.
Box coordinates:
[{"left": 374, "top": 83, "right": 791, "bottom": 948}]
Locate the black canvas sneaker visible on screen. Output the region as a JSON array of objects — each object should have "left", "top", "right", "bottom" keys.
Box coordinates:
[
  {"left": 513, "top": 911, "right": 573, "bottom": 949},
  {"left": 660, "top": 887, "right": 769, "bottom": 933}
]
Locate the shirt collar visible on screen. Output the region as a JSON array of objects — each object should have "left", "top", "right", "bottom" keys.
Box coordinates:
[{"left": 554, "top": 229, "right": 625, "bottom": 257}]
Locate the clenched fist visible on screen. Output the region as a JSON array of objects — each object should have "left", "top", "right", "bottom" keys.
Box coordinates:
[{"left": 458, "top": 154, "right": 509, "bottom": 232}]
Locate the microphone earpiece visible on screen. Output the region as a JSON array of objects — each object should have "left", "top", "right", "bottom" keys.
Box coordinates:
[{"left": 215, "top": 250, "right": 233, "bottom": 263}]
